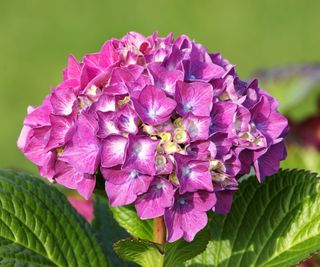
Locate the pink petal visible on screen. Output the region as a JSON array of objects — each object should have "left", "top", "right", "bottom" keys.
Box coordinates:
[
  {"left": 17, "top": 125, "right": 33, "bottom": 151},
  {"left": 63, "top": 54, "right": 82, "bottom": 81},
  {"left": 24, "top": 96, "right": 52, "bottom": 128},
  {"left": 116, "top": 104, "right": 139, "bottom": 134},
  {"left": 101, "top": 135, "right": 127, "bottom": 168},
  {"left": 148, "top": 62, "right": 184, "bottom": 96},
  {"left": 133, "top": 85, "right": 177, "bottom": 126},
  {"left": 24, "top": 127, "right": 51, "bottom": 165},
  {"left": 182, "top": 114, "right": 211, "bottom": 142},
  {"left": 135, "top": 177, "right": 175, "bottom": 219},
  {"left": 122, "top": 134, "right": 159, "bottom": 176},
  {"left": 77, "top": 175, "right": 96, "bottom": 200},
  {"left": 102, "top": 168, "right": 152, "bottom": 206},
  {"left": 97, "top": 111, "right": 120, "bottom": 138},
  {"left": 46, "top": 111, "right": 76, "bottom": 151},
  {"left": 175, "top": 81, "right": 213, "bottom": 117}
]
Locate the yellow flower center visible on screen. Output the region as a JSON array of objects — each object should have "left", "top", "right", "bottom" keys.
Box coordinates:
[
  {"left": 56, "top": 147, "right": 63, "bottom": 157},
  {"left": 173, "top": 128, "right": 188, "bottom": 143},
  {"left": 118, "top": 96, "right": 131, "bottom": 107}
]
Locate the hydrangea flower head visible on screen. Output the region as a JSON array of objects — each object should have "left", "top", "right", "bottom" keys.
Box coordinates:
[{"left": 18, "top": 32, "right": 288, "bottom": 242}]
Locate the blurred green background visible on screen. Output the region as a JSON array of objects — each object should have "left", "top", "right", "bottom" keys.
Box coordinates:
[{"left": 1, "top": 0, "right": 320, "bottom": 174}]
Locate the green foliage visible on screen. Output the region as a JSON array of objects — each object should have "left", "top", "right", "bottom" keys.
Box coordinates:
[
  {"left": 114, "top": 239, "right": 164, "bottom": 267},
  {"left": 164, "top": 230, "right": 210, "bottom": 267},
  {"left": 114, "top": 229, "right": 209, "bottom": 267},
  {"left": 254, "top": 64, "right": 320, "bottom": 122},
  {"left": 110, "top": 205, "right": 154, "bottom": 241},
  {"left": 0, "top": 237, "right": 55, "bottom": 267},
  {"left": 187, "top": 169, "right": 320, "bottom": 267},
  {"left": 92, "top": 195, "right": 137, "bottom": 267},
  {"left": 96, "top": 198, "right": 210, "bottom": 267},
  {"left": 0, "top": 169, "right": 108, "bottom": 267},
  {"left": 2, "top": 168, "right": 320, "bottom": 267}
]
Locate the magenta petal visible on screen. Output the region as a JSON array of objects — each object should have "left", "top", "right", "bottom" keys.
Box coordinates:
[
  {"left": 24, "top": 96, "right": 52, "bottom": 128},
  {"left": 184, "top": 60, "right": 225, "bottom": 82},
  {"left": 135, "top": 177, "right": 175, "bottom": 219},
  {"left": 175, "top": 153, "right": 213, "bottom": 194},
  {"left": 105, "top": 84, "right": 128, "bottom": 96},
  {"left": 164, "top": 45, "right": 186, "bottom": 70},
  {"left": 186, "top": 141, "right": 211, "bottom": 160},
  {"left": 254, "top": 141, "right": 287, "bottom": 182},
  {"left": 182, "top": 114, "right": 211, "bottom": 142},
  {"left": 156, "top": 156, "right": 174, "bottom": 175},
  {"left": 17, "top": 125, "right": 33, "bottom": 152},
  {"left": 210, "top": 133, "right": 232, "bottom": 159},
  {"left": 148, "top": 62, "right": 184, "bottom": 96},
  {"left": 102, "top": 168, "right": 153, "bottom": 206},
  {"left": 50, "top": 87, "right": 77, "bottom": 116},
  {"left": 55, "top": 161, "right": 95, "bottom": 200},
  {"left": 223, "top": 152, "right": 241, "bottom": 177},
  {"left": 133, "top": 85, "right": 176, "bottom": 126},
  {"left": 117, "top": 104, "right": 139, "bottom": 134},
  {"left": 111, "top": 65, "right": 144, "bottom": 84},
  {"left": 76, "top": 175, "right": 96, "bottom": 200},
  {"left": 93, "top": 94, "right": 116, "bottom": 113},
  {"left": 61, "top": 142, "right": 100, "bottom": 175},
  {"left": 210, "top": 102, "right": 237, "bottom": 134},
  {"left": 175, "top": 81, "right": 213, "bottom": 117},
  {"left": 24, "top": 127, "right": 51, "bottom": 166},
  {"left": 101, "top": 135, "right": 127, "bottom": 168},
  {"left": 63, "top": 54, "right": 82, "bottom": 81},
  {"left": 97, "top": 111, "right": 120, "bottom": 138},
  {"left": 251, "top": 95, "right": 288, "bottom": 141},
  {"left": 60, "top": 113, "right": 100, "bottom": 174},
  {"left": 233, "top": 106, "right": 251, "bottom": 133},
  {"left": 192, "top": 191, "right": 216, "bottom": 212},
  {"left": 74, "top": 111, "right": 98, "bottom": 141},
  {"left": 55, "top": 160, "right": 83, "bottom": 189},
  {"left": 127, "top": 74, "right": 153, "bottom": 98},
  {"left": 100, "top": 40, "right": 119, "bottom": 68},
  {"left": 165, "top": 210, "right": 184, "bottom": 242},
  {"left": 56, "top": 79, "right": 80, "bottom": 93},
  {"left": 80, "top": 64, "right": 100, "bottom": 90},
  {"left": 84, "top": 53, "right": 105, "bottom": 72},
  {"left": 106, "top": 65, "right": 144, "bottom": 95},
  {"left": 38, "top": 151, "right": 56, "bottom": 179},
  {"left": 165, "top": 191, "right": 214, "bottom": 242},
  {"left": 46, "top": 111, "right": 76, "bottom": 151},
  {"left": 123, "top": 134, "right": 159, "bottom": 176},
  {"left": 212, "top": 190, "right": 234, "bottom": 214}
]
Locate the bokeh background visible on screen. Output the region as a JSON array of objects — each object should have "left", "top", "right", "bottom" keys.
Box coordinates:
[{"left": 1, "top": 0, "right": 319, "bottom": 175}]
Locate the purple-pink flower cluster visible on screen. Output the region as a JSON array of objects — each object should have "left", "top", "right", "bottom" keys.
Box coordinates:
[{"left": 18, "top": 32, "right": 288, "bottom": 242}]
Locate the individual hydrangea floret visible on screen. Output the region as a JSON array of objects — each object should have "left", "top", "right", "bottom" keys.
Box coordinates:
[{"left": 18, "top": 31, "right": 288, "bottom": 242}]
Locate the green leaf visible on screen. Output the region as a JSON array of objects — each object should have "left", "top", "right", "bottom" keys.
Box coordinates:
[
  {"left": 0, "top": 169, "right": 108, "bottom": 267},
  {"left": 164, "top": 229, "right": 210, "bottom": 267},
  {"left": 113, "top": 239, "right": 163, "bottom": 267},
  {"left": 110, "top": 205, "right": 153, "bottom": 241},
  {"left": 0, "top": 236, "right": 55, "bottom": 267},
  {"left": 113, "top": 228, "right": 209, "bottom": 267},
  {"left": 187, "top": 169, "right": 320, "bottom": 267},
  {"left": 253, "top": 64, "right": 320, "bottom": 121},
  {"left": 92, "top": 195, "right": 137, "bottom": 266}
]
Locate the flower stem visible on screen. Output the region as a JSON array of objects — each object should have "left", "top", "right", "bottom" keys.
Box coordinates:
[{"left": 153, "top": 216, "right": 166, "bottom": 246}]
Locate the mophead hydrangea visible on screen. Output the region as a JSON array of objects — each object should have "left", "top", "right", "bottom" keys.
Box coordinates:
[{"left": 18, "top": 32, "right": 288, "bottom": 242}]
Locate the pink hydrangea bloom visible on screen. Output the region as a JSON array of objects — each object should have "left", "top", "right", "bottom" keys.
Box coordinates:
[{"left": 18, "top": 32, "right": 288, "bottom": 242}]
